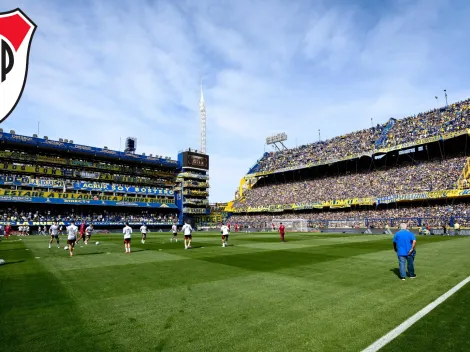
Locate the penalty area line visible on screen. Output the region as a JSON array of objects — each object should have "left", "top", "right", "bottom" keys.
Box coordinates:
[{"left": 362, "top": 275, "right": 470, "bottom": 352}]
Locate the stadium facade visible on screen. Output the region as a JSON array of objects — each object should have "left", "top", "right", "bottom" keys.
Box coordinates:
[{"left": 0, "top": 129, "right": 210, "bottom": 231}]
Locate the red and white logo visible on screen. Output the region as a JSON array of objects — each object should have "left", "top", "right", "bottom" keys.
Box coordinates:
[{"left": 0, "top": 8, "right": 36, "bottom": 123}]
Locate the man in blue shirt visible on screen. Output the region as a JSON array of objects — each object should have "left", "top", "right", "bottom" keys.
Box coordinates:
[{"left": 393, "top": 223, "right": 417, "bottom": 281}]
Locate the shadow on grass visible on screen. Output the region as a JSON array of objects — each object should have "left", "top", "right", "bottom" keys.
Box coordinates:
[
  {"left": 390, "top": 268, "right": 401, "bottom": 278},
  {"left": 1, "top": 260, "right": 26, "bottom": 265},
  {"left": 187, "top": 245, "right": 207, "bottom": 249}
]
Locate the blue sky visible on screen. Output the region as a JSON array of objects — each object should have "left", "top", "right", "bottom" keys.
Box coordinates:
[{"left": 1, "top": 0, "right": 470, "bottom": 202}]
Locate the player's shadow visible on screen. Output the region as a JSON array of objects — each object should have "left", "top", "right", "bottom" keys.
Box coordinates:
[
  {"left": 2, "top": 260, "right": 26, "bottom": 265},
  {"left": 78, "top": 252, "right": 106, "bottom": 256},
  {"left": 390, "top": 268, "right": 401, "bottom": 278}
]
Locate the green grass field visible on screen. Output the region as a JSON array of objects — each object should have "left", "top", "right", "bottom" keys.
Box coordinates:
[{"left": 1, "top": 232, "right": 470, "bottom": 352}]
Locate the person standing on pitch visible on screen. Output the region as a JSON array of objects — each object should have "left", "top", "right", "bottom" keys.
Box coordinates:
[
  {"left": 393, "top": 223, "right": 417, "bottom": 280},
  {"left": 279, "top": 223, "right": 286, "bottom": 242},
  {"left": 123, "top": 222, "right": 132, "bottom": 253},
  {"left": 66, "top": 222, "right": 78, "bottom": 257},
  {"left": 49, "top": 221, "right": 60, "bottom": 248},
  {"left": 182, "top": 221, "right": 193, "bottom": 249},
  {"left": 4, "top": 223, "right": 11, "bottom": 239},
  {"left": 170, "top": 223, "right": 178, "bottom": 242},
  {"left": 140, "top": 222, "right": 148, "bottom": 244},
  {"left": 220, "top": 222, "right": 229, "bottom": 247},
  {"left": 85, "top": 223, "right": 94, "bottom": 245}
]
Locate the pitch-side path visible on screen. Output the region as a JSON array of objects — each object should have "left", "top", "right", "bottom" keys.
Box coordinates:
[{"left": 362, "top": 275, "right": 470, "bottom": 352}]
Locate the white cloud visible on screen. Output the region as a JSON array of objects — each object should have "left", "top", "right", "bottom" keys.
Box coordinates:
[{"left": 1, "top": 0, "right": 470, "bottom": 202}]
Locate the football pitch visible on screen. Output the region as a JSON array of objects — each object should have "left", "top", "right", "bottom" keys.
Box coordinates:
[{"left": 1, "top": 232, "right": 470, "bottom": 352}]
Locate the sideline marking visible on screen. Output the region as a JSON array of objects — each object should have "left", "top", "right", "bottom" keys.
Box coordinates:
[{"left": 363, "top": 275, "right": 470, "bottom": 352}]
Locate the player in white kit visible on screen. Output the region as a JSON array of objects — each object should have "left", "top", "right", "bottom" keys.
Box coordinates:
[
  {"left": 140, "top": 223, "right": 148, "bottom": 244},
  {"left": 49, "top": 221, "right": 60, "bottom": 248},
  {"left": 182, "top": 221, "right": 193, "bottom": 249},
  {"left": 85, "top": 224, "right": 94, "bottom": 245},
  {"left": 123, "top": 222, "right": 132, "bottom": 253},
  {"left": 170, "top": 223, "right": 178, "bottom": 242},
  {"left": 220, "top": 223, "right": 230, "bottom": 247},
  {"left": 66, "top": 222, "right": 78, "bottom": 257}
]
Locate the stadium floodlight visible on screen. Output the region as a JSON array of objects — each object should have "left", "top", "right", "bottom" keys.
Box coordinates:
[{"left": 266, "top": 132, "right": 288, "bottom": 151}]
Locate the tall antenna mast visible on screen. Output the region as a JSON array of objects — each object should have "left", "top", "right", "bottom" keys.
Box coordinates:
[{"left": 200, "top": 75, "right": 207, "bottom": 154}]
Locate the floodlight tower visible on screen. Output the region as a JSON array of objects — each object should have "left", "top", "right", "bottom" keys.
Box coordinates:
[
  {"left": 266, "top": 133, "right": 288, "bottom": 151},
  {"left": 200, "top": 77, "right": 206, "bottom": 154}
]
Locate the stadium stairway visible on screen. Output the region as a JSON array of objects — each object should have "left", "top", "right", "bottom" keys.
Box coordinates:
[{"left": 374, "top": 118, "right": 397, "bottom": 149}]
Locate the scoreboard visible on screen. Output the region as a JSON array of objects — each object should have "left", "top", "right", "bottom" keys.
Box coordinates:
[{"left": 182, "top": 151, "right": 209, "bottom": 170}]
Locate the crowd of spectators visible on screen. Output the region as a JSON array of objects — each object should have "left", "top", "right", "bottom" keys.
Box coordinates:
[
  {"left": 0, "top": 163, "right": 171, "bottom": 186},
  {"left": 234, "top": 156, "right": 466, "bottom": 209},
  {"left": 0, "top": 207, "right": 178, "bottom": 224},
  {"left": 254, "top": 126, "right": 383, "bottom": 173},
  {"left": 229, "top": 203, "right": 470, "bottom": 228},
  {"left": 383, "top": 99, "right": 470, "bottom": 148},
  {"left": 251, "top": 99, "right": 470, "bottom": 174}
]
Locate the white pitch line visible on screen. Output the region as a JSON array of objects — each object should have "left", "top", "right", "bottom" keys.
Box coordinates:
[{"left": 363, "top": 275, "right": 470, "bottom": 352}]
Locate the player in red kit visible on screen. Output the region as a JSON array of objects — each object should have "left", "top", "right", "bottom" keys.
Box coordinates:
[
  {"left": 4, "top": 224, "right": 12, "bottom": 239},
  {"left": 279, "top": 223, "right": 285, "bottom": 242},
  {"left": 235, "top": 224, "right": 239, "bottom": 233},
  {"left": 228, "top": 223, "right": 231, "bottom": 232},
  {"left": 76, "top": 221, "right": 86, "bottom": 244}
]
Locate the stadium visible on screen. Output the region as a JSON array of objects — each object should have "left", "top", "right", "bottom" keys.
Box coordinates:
[
  {"left": 3, "top": 3, "right": 470, "bottom": 352},
  {"left": 2, "top": 97, "right": 470, "bottom": 351},
  {"left": 227, "top": 98, "right": 470, "bottom": 234}
]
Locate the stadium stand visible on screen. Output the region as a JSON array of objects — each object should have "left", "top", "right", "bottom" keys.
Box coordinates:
[
  {"left": 0, "top": 131, "right": 180, "bottom": 231},
  {"left": 229, "top": 203, "right": 470, "bottom": 229},
  {"left": 250, "top": 98, "right": 470, "bottom": 174},
  {"left": 234, "top": 156, "right": 466, "bottom": 209},
  {"left": 228, "top": 98, "right": 470, "bottom": 231}
]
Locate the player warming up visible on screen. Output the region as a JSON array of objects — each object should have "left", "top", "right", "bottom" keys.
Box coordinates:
[
  {"left": 76, "top": 221, "right": 86, "bottom": 245},
  {"left": 279, "top": 223, "right": 286, "bottom": 242},
  {"left": 4, "top": 223, "right": 11, "bottom": 239},
  {"left": 170, "top": 223, "right": 178, "bottom": 242},
  {"left": 85, "top": 224, "right": 94, "bottom": 245},
  {"left": 182, "top": 221, "right": 193, "bottom": 249},
  {"left": 140, "top": 223, "right": 148, "bottom": 244},
  {"left": 66, "top": 222, "right": 78, "bottom": 257},
  {"left": 220, "top": 222, "right": 230, "bottom": 247},
  {"left": 123, "top": 222, "right": 132, "bottom": 254},
  {"left": 49, "top": 221, "right": 60, "bottom": 248}
]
